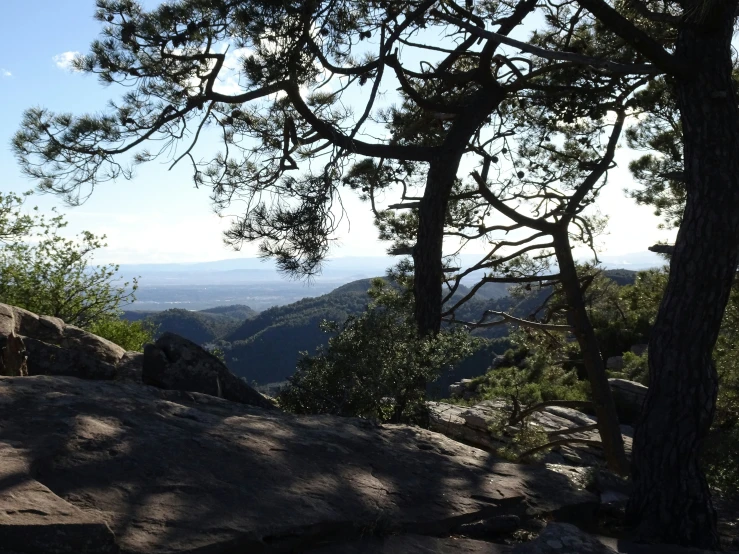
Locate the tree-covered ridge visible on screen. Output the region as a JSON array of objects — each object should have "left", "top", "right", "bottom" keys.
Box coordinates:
[
  {"left": 198, "top": 304, "right": 257, "bottom": 320},
  {"left": 122, "top": 304, "right": 256, "bottom": 345},
  {"left": 217, "top": 279, "right": 376, "bottom": 384}
]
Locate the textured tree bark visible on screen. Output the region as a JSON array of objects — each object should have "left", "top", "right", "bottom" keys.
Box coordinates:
[
  {"left": 553, "top": 230, "right": 629, "bottom": 476},
  {"left": 412, "top": 88, "right": 505, "bottom": 337},
  {"left": 627, "top": 11, "right": 739, "bottom": 548},
  {"left": 413, "top": 156, "right": 460, "bottom": 337}
]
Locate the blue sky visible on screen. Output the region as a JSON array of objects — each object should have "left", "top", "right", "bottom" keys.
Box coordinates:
[{"left": 0, "top": 1, "right": 673, "bottom": 265}]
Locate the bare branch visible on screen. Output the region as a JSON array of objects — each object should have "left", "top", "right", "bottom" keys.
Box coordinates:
[{"left": 431, "top": 10, "right": 661, "bottom": 75}]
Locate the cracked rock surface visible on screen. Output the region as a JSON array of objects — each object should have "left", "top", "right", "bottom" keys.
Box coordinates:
[
  {"left": 428, "top": 400, "right": 634, "bottom": 467},
  {"left": 0, "top": 376, "right": 599, "bottom": 554}
]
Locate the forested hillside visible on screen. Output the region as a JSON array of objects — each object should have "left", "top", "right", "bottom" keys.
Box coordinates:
[
  {"left": 122, "top": 305, "right": 257, "bottom": 345},
  {"left": 122, "top": 270, "right": 637, "bottom": 386},
  {"left": 215, "top": 280, "right": 376, "bottom": 383}
]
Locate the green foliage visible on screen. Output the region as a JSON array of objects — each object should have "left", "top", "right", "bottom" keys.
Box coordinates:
[
  {"left": 609, "top": 350, "right": 649, "bottom": 385},
  {"left": 278, "top": 278, "right": 480, "bottom": 423},
  {"left": 0, "top": 192, "right": 137, "bottom": 328},
  {"left": 209, "top": 347, "right": 227, "bottom": 364},
  {"left": 471, "top": 349, "right": 590, "bottom": 410},
  {"left": 124, "top": 308, "right": 242, "bottom": 345},
  {"left": 218, "top": 280, "right": 374, "bottom": 383},
  {"left": 87, "top": 316, "right": 156, "bottom": 352},
  {"left": 552, "top": 265, "right": 738, "bottom": 495}
]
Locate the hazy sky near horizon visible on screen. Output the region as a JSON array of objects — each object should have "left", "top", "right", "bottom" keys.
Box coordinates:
[{"left": 0, "top": 1, "right": 676, "bottom": 265}]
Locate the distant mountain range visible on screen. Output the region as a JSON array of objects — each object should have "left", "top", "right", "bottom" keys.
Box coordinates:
[
  {"left": 119, "top": 252, "right": 660, "bottom": 312},
  {"left": 123, "top": 269, "right": 640, "bottom": 388}
]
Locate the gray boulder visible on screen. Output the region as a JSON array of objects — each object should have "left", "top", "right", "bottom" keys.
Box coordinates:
[
  {"left": 0, "top": 303, "right": 126, "bottom": 380},
  {"left": 115, "top": 351, "right": 144, "bottom": 383},
  {"left": 513, "top": 523, "right": 616, "bottom": 553},
  {"left": 24, "top": 337, "right": 117, "bottom": 380},
  {"left": 608, "top": 378, "right": 648, "bottom": 425},
  {"left": 143, "top": 332, "right": 275, "bottom": 409},
  {"left": 428, "top": 400, "right": 633, "bottom": 468},
  {"left": 0, "top": 331, "right": 27, "bottom": 377},
  {"left": 606, "top": 355, "right": 624, "bottom": 370}
]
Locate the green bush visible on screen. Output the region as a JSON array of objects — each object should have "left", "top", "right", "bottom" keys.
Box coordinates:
[
  {"left": 278, "top": 277, "right": 479, "bottom": 423},
  {"left": 0, "top": 192, "right": 137, "bottom": 327},
  {"left": 87, "top": 317, "right": 157, "bottom": 352}
]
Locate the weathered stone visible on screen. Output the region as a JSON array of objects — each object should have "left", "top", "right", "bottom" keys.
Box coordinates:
[
  {"left": 0, "top": 303, "right": 126, "bottom": 379},
  {"left": 143, "top": 332, "right": 275, "bottom": 409},
  {"left": 0, "top": 375, "right": 600, "bottom": 554},
  {"left": 116, "top": 351, "right": 143, "bottom": 383},
  {"left": 608, "top": 378, "right": 647, "bottom": 425},
  {"left": 513, "top": 523, "right": 616, "bottom": 553},
  {"left": 428, "top": 401, "right": 633, "bottom": 468},
  {"left": 606, "top": 356, "right": 624, "bottom": 370},
  {"left": 60, "top": 325, "right": 126, "bottom": 365},
  {"left": 24, "top": 337, "right": 117, "bottom": 380},
  {"left": 0, "top": 332, "right": 27, "bottom": 377},
  {"left": 0, "top": 452, "right": 118, "bottom": 553}
]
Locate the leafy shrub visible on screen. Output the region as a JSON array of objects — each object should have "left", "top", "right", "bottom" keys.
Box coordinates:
[
  {"left": 278, "top": 278, "right": 479, "bottom": 423},
  {"left": 87, "top": 317, "right": 157, "bottom": 352},
  {"left": 0, "top": 192, "right": 137, "bottom": 327},
  {"left": 607, "top": 350, "right": 649, "bottom": 385}
]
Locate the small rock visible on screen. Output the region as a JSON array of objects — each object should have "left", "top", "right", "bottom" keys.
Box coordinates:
[
  {"left": 513, "top": 523, "right": 617, "bottom": 553},
  {"left": 608, "top": 378, "right": 647, "bottom": 425},
  {"left": 606, "top": 356, "right": 624, "bottom": 370},
  {"left": 0, "top": 332, "right": 27, "bottom": 377}
]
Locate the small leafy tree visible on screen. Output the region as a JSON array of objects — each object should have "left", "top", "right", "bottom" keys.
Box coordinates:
[
  {"left": 279, "top": 273, "right": 479, "bottom": 423},
  {"left": 0, "top": 192, "right": 140, "bottom": 333}
]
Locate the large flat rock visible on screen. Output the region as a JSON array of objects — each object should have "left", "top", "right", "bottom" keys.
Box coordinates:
[{"left": 0, "top": 376, "right": 598, "bottom": 553}]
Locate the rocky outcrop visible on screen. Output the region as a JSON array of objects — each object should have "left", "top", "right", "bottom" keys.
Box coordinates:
[
  {"left": 447, "top": 377, "right": 647, "bottom": 427},
  {"left": 608, "top": 378, "right": 648, "bottom": 425},
  {"left": 0, "top": 303, "right": 126, "bottom": 380},
  {"left": 428, "top": 400, "right": 633, "bottom": 468},
  {"left": 116, "top": 351, "right": 144, "bottom": 383},
  {"left": 0, "top": 304, "right": 271, "bottom": 410},
  {"left": 143, "top": 332, "right": 274, "bottom": 409},
  {"left": 513, "top": 523, "right": 615, "bottom": 553},
  {"left": 0, "top": 331, "right": 27, "bottom": 376},
  {"left": 0, "top": 375, "right": 602, "bottom": 554}
]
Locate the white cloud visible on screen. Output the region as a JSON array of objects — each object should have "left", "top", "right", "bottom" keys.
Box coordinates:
[
  {"left": 1, "top": 68, "right": 11, "bottom": 77},
  {"left": 53, "top": 51, "right": 82, "bottom": 72}
]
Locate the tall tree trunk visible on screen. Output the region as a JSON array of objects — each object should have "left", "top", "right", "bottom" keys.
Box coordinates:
[
  {"left": 413, "top": 156, "right": 459, "bottom": 337},
  {"left": 412, "top": 89, "right": 506, "bottom": 337},
  {"left": 553, "top": 230, "right": 629, "bottom": 476},
  {"left": 627, "top": 11, "right": 739, "bottom": 548}
]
